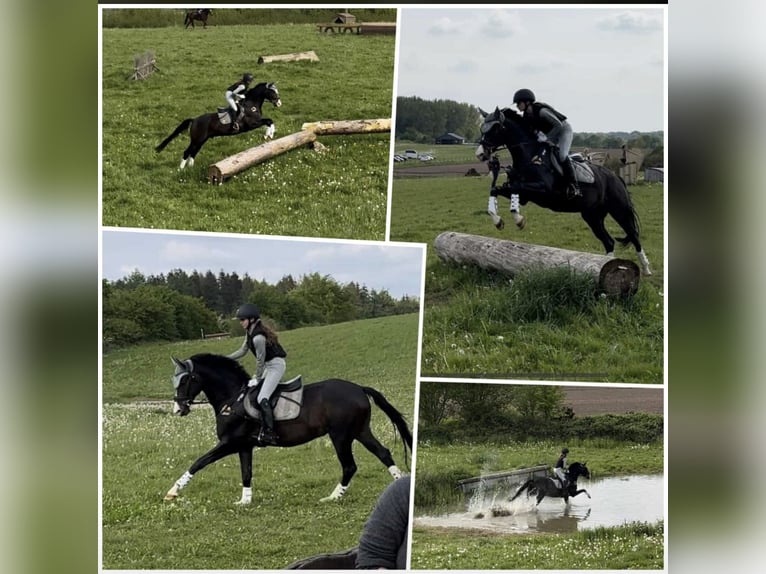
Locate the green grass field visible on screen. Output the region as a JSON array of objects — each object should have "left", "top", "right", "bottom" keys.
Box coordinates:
[
  {"left": 390, "top": 173, "right": 664, "bottom": 383},
  {"left": 102, "top": 314, "right": 418, "bottom": 569},
  {"left": 102, "top": 24, "right": 395, "bottom": 240}
]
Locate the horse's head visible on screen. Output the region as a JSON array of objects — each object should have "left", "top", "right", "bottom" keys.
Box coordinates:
[
  {"left": 170, "top": 357, "right": 204, "bottom": 416},
  {"left": 264, "top": 82, "right": 282, "bottom": 108},
  {"left": 476, "top": 106, "right": 537, "bottom": 163},
  {"left": 568, "top": 462, "right": 590, "bottom": 481}
]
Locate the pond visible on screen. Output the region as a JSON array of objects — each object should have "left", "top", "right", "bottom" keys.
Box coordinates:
[{"left": 414, "top": 474, "right": 664, "bottom": 534}]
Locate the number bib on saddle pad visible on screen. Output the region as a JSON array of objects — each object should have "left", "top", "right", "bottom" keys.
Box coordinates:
[{"left": 243, "top": 376, "right": 304, "bottom": 421}]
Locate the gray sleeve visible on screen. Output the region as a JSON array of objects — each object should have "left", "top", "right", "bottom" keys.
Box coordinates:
[
  {"left": 355, "top": 476, "right": 411, "bottom": 569},
  {"left": 226, "top": 337, "right": 249, "bottom": 360},
  {"left": 539, "top": 106, "right": 564, "bottom": 130},
  {"left": 252, "top": 335, "right": 267, "bottom": 380}
]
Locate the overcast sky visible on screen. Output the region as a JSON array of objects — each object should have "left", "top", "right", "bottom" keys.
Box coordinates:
[
  {"left": 396, "top": 7, "right": 665, "bottom": 133},
  {"left": 102, "top": 229, "right": 426, "bottom": 299}
]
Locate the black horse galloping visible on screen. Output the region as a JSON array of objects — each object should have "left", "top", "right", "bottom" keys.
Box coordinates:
[
  {"left": 477, "top": 107, "right": 652, "bottom": 275},
  {"left": 155, "top": 81, "right": 282, "bottom": 169},
  {"left": 184, "top": 9, "right": 212, "bottom": 29},
  {"left": 509, "top": 461, "right": 592, "bottom": 505},
  {"left": 165, "top": 354, "right": 413, "bottom": 504}
]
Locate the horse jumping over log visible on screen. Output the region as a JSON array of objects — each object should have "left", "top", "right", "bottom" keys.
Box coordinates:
[
  {"left": 476, "top": 107, "right": 652, "bottom": 276},
  {"left": 155, "top": 82, "right": 281, "bottom": 169},
  {"left": 164, "top": 354, "right": 412, "bottom": 504},
  {"left": 184, "top": 9, "right": 212, "bottom": 29}
]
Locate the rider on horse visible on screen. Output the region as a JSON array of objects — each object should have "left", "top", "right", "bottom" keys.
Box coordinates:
[
  {"left": 224, "top": 72, "right": 254, "bottom": 131},
  {"left": 227, "top": 303, "right": 286, "bottom": 445},
  {"left": 513, "top": 88, "right": 582, "bottom": 198},
  {"left": 554, "top": 447, "right": 570, "bottom": 490}
]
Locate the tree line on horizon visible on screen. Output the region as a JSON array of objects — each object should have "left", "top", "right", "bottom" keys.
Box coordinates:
[{"left": 103, "top": 269, "right": 420, "bottom": 351}]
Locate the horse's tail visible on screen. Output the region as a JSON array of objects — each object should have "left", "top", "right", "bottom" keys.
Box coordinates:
[
  {"left": 155, "top": 118, "right": 193, "bottom": 152},
  {"left": 509, "top": 479, "right": 533, "bottom": 502},
  {"left": 362, "top": 387, "right": 413, "bottom": 450}
]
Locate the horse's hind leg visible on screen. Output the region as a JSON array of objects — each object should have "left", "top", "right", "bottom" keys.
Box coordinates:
[
  {"left": 356, "top": 427, "right": 402, "bottom": 479},
  {"left": 321, "top": 431, "right": 357, "bottom": 502},
  {"left": 581, "top": 211, "right": 615, "bottom": 255}
]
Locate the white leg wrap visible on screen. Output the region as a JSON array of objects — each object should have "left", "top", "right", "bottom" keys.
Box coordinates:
[
  {"left": 179, "top": 158, "right": 187, "bottom": 169},
  {"left": 606, "top": 252, "right": 615, "bottom": 258},
  {"left": 510, "top": 193, "right": 520, "bottom": 212},
  {"left": 235, "top": 487, "right": 253, "bottom": 505},
  {"left": 165, "top": 470, "right": 193, "bottom": 500},
  {"left": 638, "top": 251, "right": 653, "bottom": 275},
  {"left": 187, "top": 156, "right": 194, "bottom": 167},
  {"left": 320, "top": 483, "right": 348, "bottom": 502},
  {"left": 265, "top": 124, "right": 275, "bottom": 139},
  {"left": 388, "top": 465, "right": 402, "bottom": 480},
  {"left": 487, "top": 196, "right": 498, "bottom": 216}
]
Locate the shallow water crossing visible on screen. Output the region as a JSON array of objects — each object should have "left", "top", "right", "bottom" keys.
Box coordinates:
[{"left": 415, "top": 474, "right": 664, "bottom": 534}]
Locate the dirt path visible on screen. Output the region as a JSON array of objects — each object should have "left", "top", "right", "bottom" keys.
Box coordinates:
[{"left": 393, "top": 163, "right": 490, "bottom": 178}]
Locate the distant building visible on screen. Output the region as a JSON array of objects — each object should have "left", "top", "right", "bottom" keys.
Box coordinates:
[
  {"left": 644, "top": 167, "right": 664, "bottom": 182},
  {"left": 435, "top": 132, "right": 465, "bottom": 145}
]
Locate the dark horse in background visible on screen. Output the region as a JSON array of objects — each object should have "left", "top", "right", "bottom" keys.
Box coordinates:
[
  {"left": 155, "top": 82, "right": 281, "bottom": 169},
  {"left": 477, "top": 107, "right": 652, "bottom": 275},
  {"left": 184, "top": 8, "right": 212, "bottom": 29},
  {"left": 165, "top": 354, "right": 412, "bottom": 504},
  {"left": 509, "top": 461, "right": 592, "bottom": 505}
]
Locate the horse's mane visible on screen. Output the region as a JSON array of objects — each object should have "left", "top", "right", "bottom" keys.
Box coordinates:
[{"left": 190, "top": 353, "right": 250, "bottom": 382}]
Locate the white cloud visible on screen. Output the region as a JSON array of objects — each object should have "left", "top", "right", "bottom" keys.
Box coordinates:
[
  {"left": 160, "top": 239, "right": 233, "bottom": 264},
  {"left": 597, "top": 11, "right": 663, "bottom": 34},
  {"left": 427, "top": 16, "right": 462, "bottom": 36},
  {"left": 479, "top": 10, "right": 524, "bottom": 39}
]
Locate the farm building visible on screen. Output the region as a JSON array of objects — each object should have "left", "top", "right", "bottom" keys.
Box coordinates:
[
  {"left": 435, "top": 132, "right": 465, "bottom": 145},
  {"left": 644, "top": 167, "right": 664, "bottom": 182},
  {"left": 333, "top": 12, "right": 356, "bottom": 24}
]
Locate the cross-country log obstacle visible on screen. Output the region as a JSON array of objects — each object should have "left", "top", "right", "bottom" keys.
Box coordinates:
[
  {"left": 300, "top": 118, "right": 391, "bottom": 135},
  {"left": 207, "top": 130, "right": 317, "bottom": 184},
  {"left": 433, "top": 231, "right": 641, "bottom": 297},
  {"left": 257, "top": 50, "right": 319, "bottom": 64}
]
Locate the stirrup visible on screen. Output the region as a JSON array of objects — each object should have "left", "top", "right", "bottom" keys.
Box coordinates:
[{"left": 258, "top": 429, "right": 279, "bottom": 445}]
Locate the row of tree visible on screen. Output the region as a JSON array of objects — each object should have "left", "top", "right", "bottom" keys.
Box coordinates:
[
  {"left": 103, "top": 270, "right": 419, "bottom": 350},
  {"left": 394, "top": 96, "right": 664, "bottom": 166}
]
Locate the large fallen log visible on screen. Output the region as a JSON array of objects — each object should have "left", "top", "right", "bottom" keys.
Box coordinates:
[
  {"left": 257, "top": 50, "right": 319, "bottom": 64},
  {"left": 433, "top": 231, "right": 640, "bottom": 297},
  {"left": 207, "top": 129, "right": 317, "bottom": 184},
  {"left": 300, "top": 118, "right": 391, "bottom": 135}
]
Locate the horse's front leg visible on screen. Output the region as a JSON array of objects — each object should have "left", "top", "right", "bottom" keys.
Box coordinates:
[
  {"left": 509, "top": 193, "right": 525, "bottom": 229},
  {"left": 235, "top": 449, "right": 254, "bottom": 505},
  {"left": 262, "top": 119, "right": 275, "bottom": 140},
  {"left": 573, "top": 488, "right": 591, "bottom": 499},
  {"left": 487, "top": 191, "right": 505, "bottom": 230},
  {"left": 164, "top": 441, "right": 239, "bottom": 501}
]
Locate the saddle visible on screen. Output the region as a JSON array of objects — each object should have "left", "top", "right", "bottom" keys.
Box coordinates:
[
  {"left": 545, "top": 146, "right": 596, "bottom": 184},
  {"left": 240, "top": 376, "right": 304, "bottom": 422},
  {"left": 216, "top": 107, "right": 242, "bottom": 126}
]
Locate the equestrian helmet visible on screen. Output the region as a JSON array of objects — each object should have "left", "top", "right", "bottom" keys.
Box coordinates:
[
  {"left": 513, "top": 88, "right": 536, "bottom": 103},
  {"left": 243, "top": 72, "right": 254, "bottom": 83},
  {"left": 562, "top": 447, "right": 569, "bottom": 454},
  {"left": 234, "top": 303, "right": 260, "bottom": 320}
]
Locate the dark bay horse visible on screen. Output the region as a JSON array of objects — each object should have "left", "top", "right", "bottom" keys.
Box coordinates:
[
  {"left": 476, "top": 107, "right": 652, "bottom": 275},
  {"left": 184, "top": 9, "right": 212, "bottom": 29},
  {"left": 155, "top": 81, "right": 282, "bottom": 169},
  {"left": 509, "top": 461, "right": 592, "bottom": 505},
  {"left": 164, "top": 354, "right": 412, "bottom": 504}
]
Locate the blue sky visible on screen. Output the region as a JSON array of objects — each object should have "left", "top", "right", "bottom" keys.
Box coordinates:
[
  {"left": 396, "top": 7, "right": 665, "bottom": 133},
  {"left": 101, "top": 229, "right": 426, "bottom": 299}
]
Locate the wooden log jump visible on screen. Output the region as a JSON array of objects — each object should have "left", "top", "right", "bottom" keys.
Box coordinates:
[
  {"left": 434, "top": 231, "right": 640, "bottom": 297},
  {"left": 457, "top": 465, "right": 549, "bottom": 494},
  {"left": 257, "top": 50, "right": 319, "bottom": 64},
  {"left": 207, "top": 129, "right": 317, "bottom": 184},
  {"left": 300, "top": 118, "right": 391, "bottom": 135}
]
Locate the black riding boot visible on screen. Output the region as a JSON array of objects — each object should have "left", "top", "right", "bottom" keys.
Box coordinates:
[
  {"left": 231, "top": 109, "right": 240, "bottom": 131},
  {"left": 562, "top": 159, "right": 582, "bottom": 198},
  {"left": 258, "top": 398, "right": 279, "bottom": 445}
]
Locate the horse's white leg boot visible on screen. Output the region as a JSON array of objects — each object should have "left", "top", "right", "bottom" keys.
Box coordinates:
[
  {"left": 265, "top": 124, "right": 275, "bottom": 139},
  {"left": 388, "top": 465, "right": 402, "bottom": 480},
  {"left": 179, "top": 158, "right": 188, "bottom": 170},
  {"left": 509, "top": 194, "right": 525, "bottom": 229},
  {"left": 606, "top": 252, "right": 614, "bottom": 258},
  {"left": 487, "top": 196, "right": 504, "bottom": 229},
  {"left": 235, "top": 486, "right": 253, "bottom": 505},
  {"left": 638, "top": 251, "right": 652, "bottom": 276},
  {"left": 187, "top": 156, "right": 195, "bottom": 167},
  {"left": 164, "top": 470, "right": 193, "bottom": 500},
  {"left": 320, "top": 483, "right": 348, "bottom": 502}
]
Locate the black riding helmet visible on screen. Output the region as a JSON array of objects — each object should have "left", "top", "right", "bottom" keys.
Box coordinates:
[
  {"left": 234, "top": 303, "right": 260, "bottom": 320},
  {"left": 243, "top": 72, "right": 254, "bottom": 84},
  {"left": 513, "top": 88, "right": 536, "bottom": 104},
  {"left": 562, "top": 447, "right": 569, "bottom": 454}
]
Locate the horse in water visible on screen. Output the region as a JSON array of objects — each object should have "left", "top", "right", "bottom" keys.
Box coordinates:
[
  {"left": 164, "top": 354, "right": 412, "bottom": 504},
  {"left": 509, "top": 461, "right": 592, "bottom": 505},
  {"left": 184, "top": 9, "right": 212, "bottom": 29},
  {"left": 476, "top": 107, "right": 652, "bottom": 275},
  {"left": 155, "top": 81, "right": 282, "bottom": 169}
]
